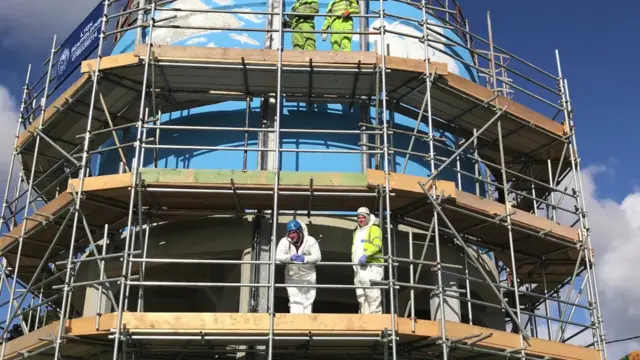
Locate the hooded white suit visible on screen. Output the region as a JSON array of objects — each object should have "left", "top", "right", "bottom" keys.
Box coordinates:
[
  {"left": 276, "top": 221, "right": 321, "bottom": 313},
  {"left": 352, "top": 213, "right": 385, "bottom": 314}
]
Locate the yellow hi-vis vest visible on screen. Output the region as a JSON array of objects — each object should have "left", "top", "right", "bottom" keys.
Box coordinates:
[
  {"left": 321, "top": 0, "right": 360, "bottom": 31},
  {"left": 352, "top": 225, "right": 384, "bottom": 264}
]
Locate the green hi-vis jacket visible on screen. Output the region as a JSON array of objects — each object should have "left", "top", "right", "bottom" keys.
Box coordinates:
[
  {"left": 290, "top": 0, "right": 319, "bottom": 25},
  {"left": 352, "top": 224, "right": 384, "bottom": 264},
  {"left": 321, "top": 0, "right": 360, "bottom": 31}
]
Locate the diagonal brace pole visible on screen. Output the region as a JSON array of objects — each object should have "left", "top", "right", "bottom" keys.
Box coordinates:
[
  {"left": 87, "top": 63, "right": 131, "bottom": 173},
  {"left": 553, "top": 247, "right": 584, "bottom": 341},
  {"left": 423, "top": 106, "right": 507, "bottom": 186},
  {"left": 559, "top": 272, "right": 588, "bottom": 341},
  {"left": 418, "top": 182, "right": 531, "bottom": 345},
  {"left": 33, "top": 130, "right": 80, "bottom": 167},
  {"left": 78, "top": 210, "right": 118, "bottom": 307},
  {"left": 0, "top": 209, "right": 73, "bottom": 340}
]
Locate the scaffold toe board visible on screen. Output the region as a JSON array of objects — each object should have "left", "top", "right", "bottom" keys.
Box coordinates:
[{"left": 1, "top": 313, "right": 599, "bottom": 360}]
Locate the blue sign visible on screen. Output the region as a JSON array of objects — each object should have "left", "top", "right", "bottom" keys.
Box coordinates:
[
  {"left": 54, "top": 1, "right": 104, "bottom": 86},
  {"left": 53, "top": 0, "right": 128, "bottom": 87}
]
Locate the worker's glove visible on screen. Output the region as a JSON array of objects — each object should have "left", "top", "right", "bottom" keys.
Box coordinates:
[
  {"left": 341, "top": 10, "right": 350, "bottom": 18},
  {"left": 291, "top": 254, "right": 305, "bottom": 263},
  {"left": 282, "top": 19, "right": 291, "bottom": 29},
  {"left": 358, "top": 255, "right": 368, "bottom": 265},
  {"left": 321, "top": 32, "right": 328, "bottom": 41}
]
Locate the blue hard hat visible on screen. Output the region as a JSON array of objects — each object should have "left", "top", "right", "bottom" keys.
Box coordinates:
[{"left": 286, "top": 220, "right": 302, "bottom": 233}]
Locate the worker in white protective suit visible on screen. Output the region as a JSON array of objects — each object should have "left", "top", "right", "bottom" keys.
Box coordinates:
[
  {"left": 352, "top": 207, "right": 385, "bottom": 314},
  {"left": 276, "top": 219, "right": 322, "bottom": 313}
]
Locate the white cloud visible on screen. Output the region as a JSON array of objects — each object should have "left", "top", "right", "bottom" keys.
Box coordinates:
[
  {"left": 229, "top": 33, "right": 259, "bottom": 46},
  {"left": 558, "top": 166, "right": 640, "bottom": 359},
  {"left": 236, "top": 8, "right": 264, "bottom": 24},
  {"left": 0, "top": 0, "right": 98, "bottom": 47},
  {"left": 206, "top": 42, "right": 216, "bottom": 48},
  {"left": 185, "top": 37, "right": 209, "bottom": 45},
  {"left": 211, "top": 0, "right": 235, "bottom": 5},
  {"left": 0, "top": 85, "right": 18, "bottom": 170}
]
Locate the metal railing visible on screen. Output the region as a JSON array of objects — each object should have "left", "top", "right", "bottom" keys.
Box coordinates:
[{"left": 0, "top": 1, "right": 606, "bottom": 360}]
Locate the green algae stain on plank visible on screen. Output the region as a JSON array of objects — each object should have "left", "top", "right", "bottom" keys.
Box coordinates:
[
  {"left": 140, "top": 169, "right": 367, "bottom": 187},
  {"left": 280, "top": 172, "right": 367, "bottom": 187},
  {"left": 140, "top": 169, "right": 272, "bottom": 184}
]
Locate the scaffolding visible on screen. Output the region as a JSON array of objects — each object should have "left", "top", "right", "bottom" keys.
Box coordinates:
[{"left": 0, "top": 0, "right": 607, "bottom": 359}]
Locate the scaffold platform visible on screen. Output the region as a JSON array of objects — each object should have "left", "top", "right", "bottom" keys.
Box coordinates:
[
  {"left": 17, "top": 46, "right": 568, "bottom": 210},
  {"left": 2, "top": 313, "right": 599, "bottom": 360},
  {"left": 0, "top": 169, "right": 580, "bottom": 289},
  {"left": 0, "top": 0, "right": 606, "bottom": 354}
]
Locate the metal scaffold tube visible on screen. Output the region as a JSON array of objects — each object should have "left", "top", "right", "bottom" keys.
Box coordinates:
[
  {"left": 111, "top": 1, "right": 155, "bottom": 358},
  {"left": 51, "top": 2, "right": 113, "bottom": 359},
  {"left": 0, "top": 35, "right": 57, "bottom": 359},
  {"left": 0, "top": 65, "right": 31, "bottom": 235},
  {"left": 555, "top": 50, "right": 606, "bottom": 358},
  {"left": 378, "top": 1, "right": 399, "bottom": 358},
  {"left": 0, "top": 2, "right": 607, "bottom": 360},
  {"left": 266, "top": 0, "right": 285, "bottom": 356},
  {"left": 418, "top": 1, "right": 447, "bottom": 358}
]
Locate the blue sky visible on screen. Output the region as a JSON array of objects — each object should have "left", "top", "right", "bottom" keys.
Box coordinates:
[
  {"left": 457, "top": 1, "right": 640, "bottom": 202},
  {"left": 0, "top": 0, "right": 638, "bottom": 357},
  {"left": 1, "top": 1, "right": 638, "bottom": 200}
]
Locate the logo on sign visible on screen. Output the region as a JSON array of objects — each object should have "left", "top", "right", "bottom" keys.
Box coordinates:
[{"left": 57, "top": 48, "right": 70, "bottom": 77}]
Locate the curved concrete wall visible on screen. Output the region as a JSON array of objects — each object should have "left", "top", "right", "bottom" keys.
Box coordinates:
[{"left": 76, "top": 216, "right": 504, "bottom": 331}]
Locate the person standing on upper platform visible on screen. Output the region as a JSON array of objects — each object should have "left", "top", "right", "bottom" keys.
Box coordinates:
[
  {"left": 321, "top": 0, "right": 360, "bottom": 52},
  {"left": 276, "top": 219, "right": 322, "bottom": 313},
  {"left": 351, "top": 207, "right": 385, "bottom": 314},
  {"left": 285, "top": 0, "right": 319, "bottom": 50}
]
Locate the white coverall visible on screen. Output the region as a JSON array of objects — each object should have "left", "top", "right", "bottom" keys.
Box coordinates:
[
  {"left": 276, "top": 222, "right": 322, "bottom": 313},
  {"left": 352, "top": 214, "right": 385, "bottom": 314}
]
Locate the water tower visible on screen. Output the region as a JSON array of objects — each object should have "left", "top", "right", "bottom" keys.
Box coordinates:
[{"left": 0, "top": 0, "right": 606, "bottom": 359}]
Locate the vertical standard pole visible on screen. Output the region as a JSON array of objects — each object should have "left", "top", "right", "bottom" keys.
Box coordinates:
[
  {"left": 34, "top": 274, "right": 45, "bottom": 330},
  {"left": 473, "top": 128, "right": 480, "bottom": 196},
  {"left": 488, "top": 10, "right": 525, "bottom": 356},
  {"left": 267, "top": 0, "right": 285, "bottom": 357},
  {"left": 136, "top": 0, "right": 147, "bottom": 44},
  {"left": 96, "top": 224, "right": 109, "bottom": 330},
  {"left": 137, "top": 219, "right": 151, "bottom": 312},
  {"left": 464, "top": 252, "right": 472, "bottom": 325},
  {"left": 243, "top": 97, "right": 251, "bottom": 171},
  {"left": 113, "top": 2, "right": 155, "bottom": 359},
  {"left": 359, "top": 0, "right": 370, "bottom": 173},
  {"left": 408, "top": 229, "right": 416, "bottom": 333},
  {"left": 359, "top": 0, "right": 369, "bottom": 51},
  {"left": 26, "top": 297, "right": 35, "bottom": 330},
  {"left": 541, "top": 264, "right": 553, "bottom": 340},
  {"left": 547, "top": 159, "right": 557, "bottom": 222},
  {"left": 487, "top": 11, "right": 498, "bottom": 95},
  {"left": 556, "top": 51, "right": 606, "bottom": 357},
  {"left": 0, "top": 36, "right": 56, "bottom": 359},
  {"left": 422, "top": 2, "right": 447, "bottom": 358},
  {"left": 53, "top": 2, "right": 112, "bottom": 359},
  {"left": 456, "top": 155, "right": 462, "bottom": 189},
  {"left": 497, "top": 120, "right": 526, "bottom": 354},
  {"left": 530, "top": 164, "right": 539, "bottom": 216},
  {"left": 377, "top": 2, "right": 398, "bottom": 359}
]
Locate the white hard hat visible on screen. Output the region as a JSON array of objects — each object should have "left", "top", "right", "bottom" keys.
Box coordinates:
[{"left": 356, "top": 207, "right": 370, "bottom": 216}]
